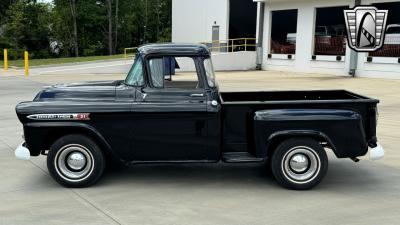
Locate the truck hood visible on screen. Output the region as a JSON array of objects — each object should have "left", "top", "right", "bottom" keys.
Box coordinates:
[{"left": 34, "top": 80, "right": 122, "bottom": 101}]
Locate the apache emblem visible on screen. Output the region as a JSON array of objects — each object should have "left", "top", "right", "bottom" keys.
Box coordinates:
[{"left": 27, "top": 113, "right": 90, "bottom": 121}]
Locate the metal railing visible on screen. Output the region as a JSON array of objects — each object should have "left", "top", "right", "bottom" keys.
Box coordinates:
[
  {"left": 201, "top": 38, "right": 257, "bottom": 52},
  {"left": 124, "top": 47, "right": 138, "bottom": 59},
  {"left": 123, "top": 38, "right": 257, "bottom": 58}
]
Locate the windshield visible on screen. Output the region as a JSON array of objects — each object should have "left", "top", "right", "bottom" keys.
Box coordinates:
[
  {"left": 203, "top": 58, "right": 216, "bottom": 87},
  {"left": 125, "top": 55, "right": 144, "bottom": 86}
]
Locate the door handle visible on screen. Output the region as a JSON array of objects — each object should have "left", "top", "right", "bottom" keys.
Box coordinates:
[{"left": 190, "top": 93, "right": 204, "bottom": 97}]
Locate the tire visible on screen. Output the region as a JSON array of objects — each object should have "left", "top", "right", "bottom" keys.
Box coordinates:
[
  {"left": 47, "top": 134, "right": 105, "bottom": 188},
  {"left": 270, "top": 138, "right": 328, "bottom": 190}
]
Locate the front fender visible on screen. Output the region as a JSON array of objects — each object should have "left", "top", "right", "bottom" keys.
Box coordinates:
[{"left": 23, "top": 122, "right": 119, "bottom": 160}]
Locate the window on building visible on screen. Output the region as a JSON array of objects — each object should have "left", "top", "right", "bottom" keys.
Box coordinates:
[
  {"left": 270, "top": 9, "right": 298, "bottom": 54},
  {"left": 229, "top": 0, "right": 257, "bottom": 52},
  {"left": 148, "top": 57, "right": 203, "bottom": 89},
  {"left": 314, "top": 6, "right": 348, "bottom": 56},
  {"left": 370, "top": 2, "right": 400, "bottom": 58}
]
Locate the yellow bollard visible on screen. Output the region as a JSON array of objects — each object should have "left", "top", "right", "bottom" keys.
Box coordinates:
[
  {"left": 4, "top": 49, "right": 8, "bottom": 70},
  {"left": 24, "top": 51, "right": 29, "bottom": 77}
]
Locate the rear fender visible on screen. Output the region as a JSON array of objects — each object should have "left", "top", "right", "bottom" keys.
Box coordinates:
[
  {"left": 264, "top": 130, "right": 337, "bottom": 158},
  {"left": 253, "top": 108, "right": 368, "bottom": 158}
]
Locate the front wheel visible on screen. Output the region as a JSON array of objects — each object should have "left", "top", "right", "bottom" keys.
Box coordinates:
[
  {"left": 270, "top": 138, "right": 328, "bottom": 190},
  {"left": 47, "top": 134, "right": 105, "bottom": 188}
]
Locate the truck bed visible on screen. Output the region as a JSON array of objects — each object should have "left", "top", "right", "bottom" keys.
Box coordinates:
[
  {"left": 220, "top": 90, "right": 374, "bottom": 103},
  {"left": 219, "top": 90, "right": 379, "bottom": 157}
]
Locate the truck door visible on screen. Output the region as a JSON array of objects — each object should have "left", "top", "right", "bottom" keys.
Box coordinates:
[{"left": 132, "top": 56, "right": 214, "bottom": 161}]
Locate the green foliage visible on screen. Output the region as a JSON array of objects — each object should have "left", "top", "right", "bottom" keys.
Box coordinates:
[
  {"left": 0, "top": 0, "right": 172, "bottom": 59},
  {"left": 0, "top": 0, "right": 16, "bottom": 24},
  {"left": 2, "top": 0, "right": 52, "bottom": 59}
]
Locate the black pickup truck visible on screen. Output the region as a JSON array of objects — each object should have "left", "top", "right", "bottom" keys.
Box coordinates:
[{"left": 15, "top": 43, "right": 384, "bottom": 190}]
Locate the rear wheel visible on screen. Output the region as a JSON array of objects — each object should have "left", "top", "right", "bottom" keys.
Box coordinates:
[
  {"left": 47, "top": 134, "right": 105, "bottom": 188},
  {"left": 270, "top": 138, "right": 328, "bottom": 190}
]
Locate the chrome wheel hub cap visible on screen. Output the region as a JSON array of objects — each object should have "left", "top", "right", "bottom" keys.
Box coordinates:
[
  {"left": 67, "top": 152, "right": 86, "bottom": 171},
  {"left": 282, "top": 146, "right": 321, "bottom": 184},
  {"left": 289, "top": 154, "right": 309, "bottom": 173},
  {"left": 54, "top": 144, "right": 94, "bottom": 182}
]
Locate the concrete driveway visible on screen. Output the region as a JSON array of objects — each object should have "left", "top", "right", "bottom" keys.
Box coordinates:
[{"left": 0, "top": 70, "right": 399, "bottom": 225}]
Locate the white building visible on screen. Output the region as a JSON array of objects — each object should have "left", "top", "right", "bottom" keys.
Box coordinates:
[
  {"left": 172, "top": 0, "right": 400, "bottom": 78},
  {"left": 172, "top": 0, "right": 230, "bottom": 43}
]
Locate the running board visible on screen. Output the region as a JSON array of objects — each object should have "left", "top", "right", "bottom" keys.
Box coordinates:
[{"left": 222, "top": 152, "right": 264, "bottom": 163}]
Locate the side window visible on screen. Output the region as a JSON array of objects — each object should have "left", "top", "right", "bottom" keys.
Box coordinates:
[
  {"left": 148, "top": 57, "right": 203, "bottom": 89},
  {"left": 125, "top": 56, "right": 144, "bottom": 86},
  {"left": 149, "top": 58, "right": 164, "bottom": 87}
]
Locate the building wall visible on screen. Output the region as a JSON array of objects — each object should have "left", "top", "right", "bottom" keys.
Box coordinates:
[
  {"left": 172, "top": 0, "right": 229, "bottom": 43},
  {"left": 261, "top": 0, "right": 400, "bottom": 78},
  {"left": 171, "top": 0, "right": 400, "bottom": 78},
  {"left": 212, "top": 52, "right": 257, "bottom": 71},
  {"left": 174, "top": 52, "right": 257, "bottom": 72},
  {"left": 357, "top": 0, "right": 400, "bottom": 78}
]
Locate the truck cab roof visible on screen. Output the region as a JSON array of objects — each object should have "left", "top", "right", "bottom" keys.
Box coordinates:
[{"left": 138, "top": 43, "right": 210, "bottom": 57}]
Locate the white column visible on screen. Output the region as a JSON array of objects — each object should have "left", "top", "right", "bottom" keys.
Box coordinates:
[
  {"left": 261, "top": 2, "right": 270, "bottom": 70},
  {"left": 345, "top": 0, "right": 360, "bottom": 76},
  {"left": 294, "top": 5, "right": 315, "bottom": 71},
  {"left": 255, "top": 1, "right": 265, "bottom": 69}
]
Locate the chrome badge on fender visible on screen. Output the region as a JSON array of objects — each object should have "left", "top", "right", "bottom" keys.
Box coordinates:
[{"left": 27, "top": 113, "right": 90, "bottom": 121}]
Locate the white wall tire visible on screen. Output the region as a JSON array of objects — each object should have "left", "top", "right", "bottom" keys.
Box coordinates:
[
  {"left": 47, "top": 134, "right": 105, "bottom": 188},
  {"left": 271, "top": 138, "right": 328, "bottom": 190}
]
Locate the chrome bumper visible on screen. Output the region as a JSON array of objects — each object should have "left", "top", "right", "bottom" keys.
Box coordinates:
[
  {"left": 15, "top": 142, "right": 30, "bottom": 160},
  {"left": 369, "top": 143, "right": 384, "bottom": 160}
]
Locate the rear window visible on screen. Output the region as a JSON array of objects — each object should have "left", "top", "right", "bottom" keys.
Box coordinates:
[{"left": 203, "top": 58, "right": 216, "bottom": 87}]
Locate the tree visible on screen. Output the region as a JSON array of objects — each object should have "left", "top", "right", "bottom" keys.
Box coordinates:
[
  {"left": 114, "top": 0, "right": 118, "bottom": 52},
  {"left": 0, "top": 0, "right": 172, "bottom": 59},
  {"left": 0, "top": 1, "right": 16, "bottom": 23},
  {"left": 53, "top": 0, "right": 107, "bottom": 57},
  {"left": 2, "top": 0, "right": 52, "bottom": 59},
  {"left": 142, "top": 0, "right": 171, "bottom": 43},
  {"left": 70, "top": 0, "right": 79, "bottom": 57},
  {"left": 106, "top": 0, "right": 113, "bottom": 55}
]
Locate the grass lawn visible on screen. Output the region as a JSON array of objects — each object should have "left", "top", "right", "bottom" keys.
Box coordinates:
[{"left": 0, "top": 54, "right": 125, "bottom": 68}]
